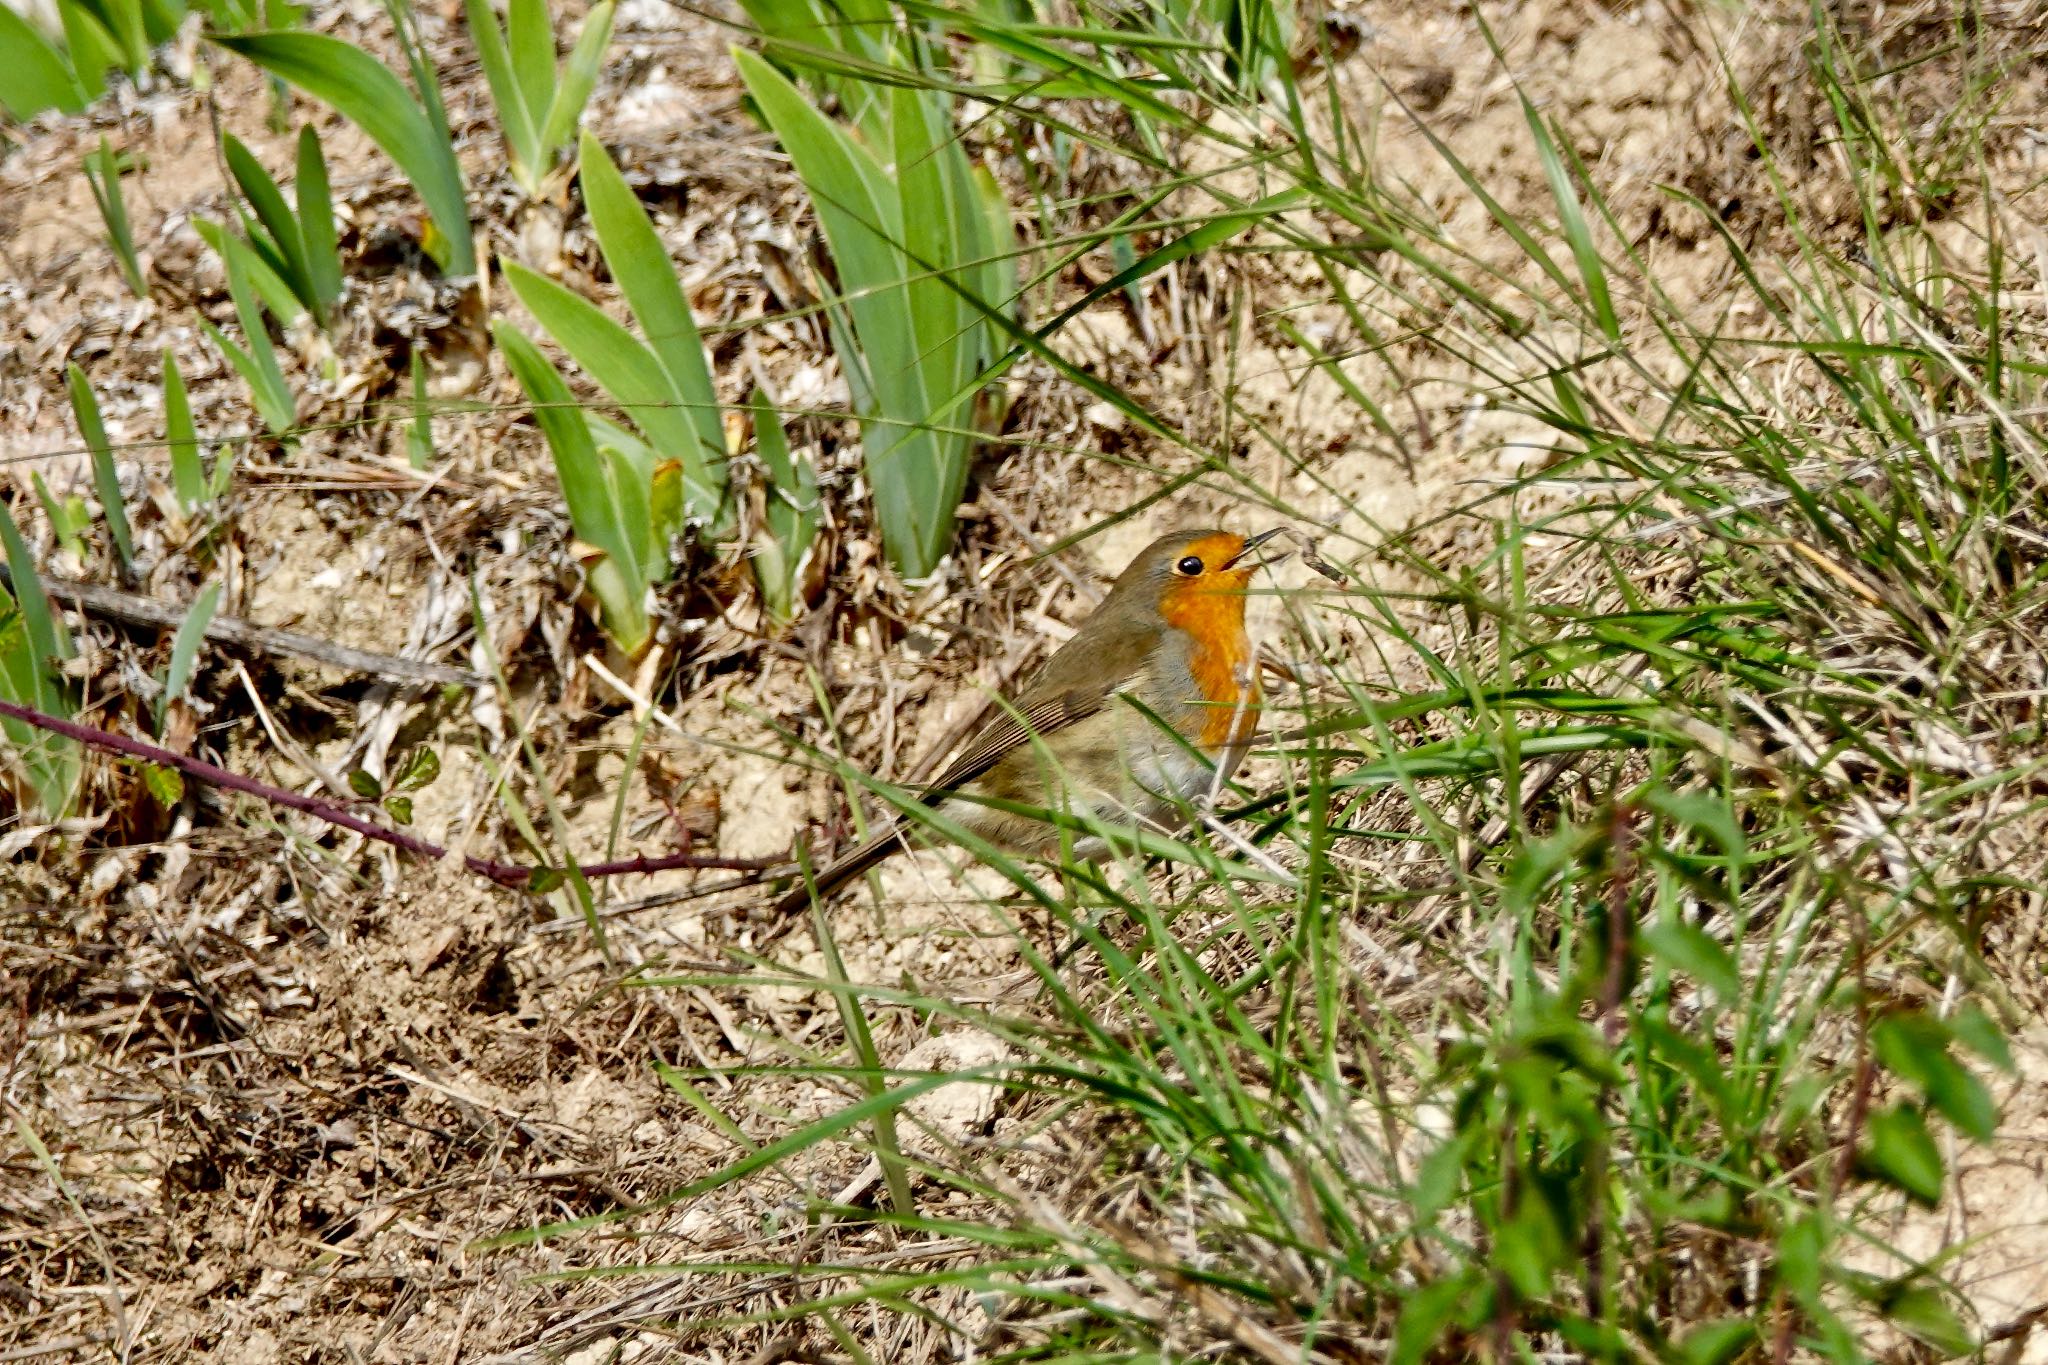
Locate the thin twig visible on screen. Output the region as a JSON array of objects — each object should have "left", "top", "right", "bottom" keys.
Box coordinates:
[
  {"left": 0, "top": 698, "right": 784, "bottom": 886},
  {"left": 11, "top": 564, "right": 480, "bottom": 686}
]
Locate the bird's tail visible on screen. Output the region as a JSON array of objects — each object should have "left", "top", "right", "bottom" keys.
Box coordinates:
[{"left": 770, "top": 825, "right": 908, "bottom": 916}]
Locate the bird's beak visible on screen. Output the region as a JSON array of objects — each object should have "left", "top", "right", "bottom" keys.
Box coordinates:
[{"left": 1221, "top": 527, "right": 1286, "bottom": 572}]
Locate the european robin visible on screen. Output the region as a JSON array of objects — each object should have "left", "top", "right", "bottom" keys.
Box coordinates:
[{"left": 774, "top": 527, "right": 1283, "bottom": 914}]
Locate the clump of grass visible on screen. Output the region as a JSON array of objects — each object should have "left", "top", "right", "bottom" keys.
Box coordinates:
[{"left": 734, "top": 20, "right": 1015, "bottom": 581}]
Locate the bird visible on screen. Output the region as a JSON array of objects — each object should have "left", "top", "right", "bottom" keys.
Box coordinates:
[{"left": 773, "top": 527, "right": 1283, "bottom": 915}]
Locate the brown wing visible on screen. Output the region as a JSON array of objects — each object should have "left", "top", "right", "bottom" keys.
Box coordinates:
[
  {"left": 923, "top": 606, "right": 1160, "bottom": 796},
  {"left": 923, "top": 688, "right": 1110, "bottom": 795}
]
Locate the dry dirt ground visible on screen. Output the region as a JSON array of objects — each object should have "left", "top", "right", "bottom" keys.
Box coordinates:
[{"left": 3, "top": 0, "right": 2046, "bottom": 1360}]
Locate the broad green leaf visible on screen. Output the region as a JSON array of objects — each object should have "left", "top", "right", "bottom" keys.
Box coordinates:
[
  {"left": 1642, "top": 919, "right": 1740, "bottom": 1002},
  {"left": 162, "top": 350, "right": 205, "bottom": 513},
  {"left": 143, "top": 763, "right": 185, "bottom": 809},
  {"left": 576, "top": 131, "right": 727, "bottom": 524},
  {"left": 1881, "top": 1283, "right": 1973, "bottom": 1358},
  {"left": 294, "top": 125, "right": 342, "bottom": 318},
  {"left": 57, "top": 4, "right": 118, "bottom": 99},
  {"left": 1859, "top": 1103, "right": 1943, "bottom": 1206},
  {"left": 67, "top": 365, "right": 134, "bottom": 572},
  {"left": 223, "top": 132, "right": 313, "bottom": 310},
  {"left": 506, "top": 0, "right": 554, "bottom": 119},
  {"left": 0, "top": 8, "right": 88, "bottom": 118},
  {"left": 501, "top": 260, "right": 709, "bottom": 505},
  {"left": 1389, "top": 1272, "right": 1474, "bottom": 1365},
  {"left": 215, "top": 32, "right": 475, "bottom": 275},
  {"left": 494, "top": 320, "right": 650, "bottom": 652},
  {"left": 1641, "top": 787, "right": 1746, "bottom": 857},
  {"left": 1873, "top": 1011, "right": 1998, "bottom": 1141},
  {"left": 394, "top": 745, "right": 440, "bottom": 791},
  {"left": 1676, "top": 1318, "right": 1757, "bottom": 1365},
  {"left": 1948, "top": 1007, "right": 2014, "bottom": 1072}
]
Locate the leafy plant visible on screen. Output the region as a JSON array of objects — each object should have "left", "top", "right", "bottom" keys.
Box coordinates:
[
  {"left": 494, "top": 320, "right": 665, "bottom": 654},
  {"left": 194, "top": 240, "right": 297, "bottom": 434},
  {"left": 216, "top": 127, "right": 343, "bottom": 330},
  {"left": 83, "top": 136, "right": 148, "bottom": 299},
  {"left": 497, "top": 130, "right": 754, "bottom": 649},
  {"left": 504, "top": 132, "right": 728, "bottom": 526},
  {"left": 215, "top": 29, "right": 474, "bottom": 276},
  {"left": 469, "top": 8, "right": 2044, "bottom": 1362},
  {"left": 748, "top": 389, "right": 819, "bottom": 625},
  {"left": 735, "top": 48, "right": 1013, "bottom": 580},
  {"left": 464, "top": 0, "right": 615, "bottom": 198},
  {"left": 0, "top": 503, "right": 80, "bottom": 816}
]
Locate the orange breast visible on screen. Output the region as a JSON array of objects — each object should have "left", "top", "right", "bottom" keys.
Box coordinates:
[{"left": 1158, "top": 573, "right": 1259, "bottom": 749}]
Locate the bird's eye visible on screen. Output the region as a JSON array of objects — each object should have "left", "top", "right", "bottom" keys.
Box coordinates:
[{"left": 1175, "top": 555, "right": 1205, "bottom": 576}]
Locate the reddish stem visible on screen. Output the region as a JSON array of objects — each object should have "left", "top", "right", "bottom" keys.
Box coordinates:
[{"left": 0, "top": 698, "right": 786, "bottom": 886}]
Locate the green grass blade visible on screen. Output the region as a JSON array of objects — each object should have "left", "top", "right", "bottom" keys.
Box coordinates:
[
  {"left": 84, "top": 138, "right": 148, "bottom": 300},
  {"left": 215, "top": 31, "right": 475, "bottom": 276},
  {"left": 465, "top": 0, "right": 539, "bottom": 190},
  {"left": 222, "top": 132, "right": 314, "bottom": 311},
  {"left": 537, "top": 1, "right": 612, "bottom": 166},
  {"left": 161, "top": 349, "right": 205, "bottom": 512},
  {"left": 158, "top": 581, "right": 220, "bottom": 734},
  {"left": 575, "top": 130, "right": 727, "bottom": 524},
  {"left": 67, "top": 365, "right": 134, "bottom": 573},
  {"left": 0, "top": 501, "right": 80, "bottom": 816},
  {"left": 1524, "top": 101, "right": 1620, "bottom": 343},
  {"left": 294, "top": 125, "right": 343, "bottom": 321},
  {"left": 505, "top": 0, "right": 555, "bottom": 121}
]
